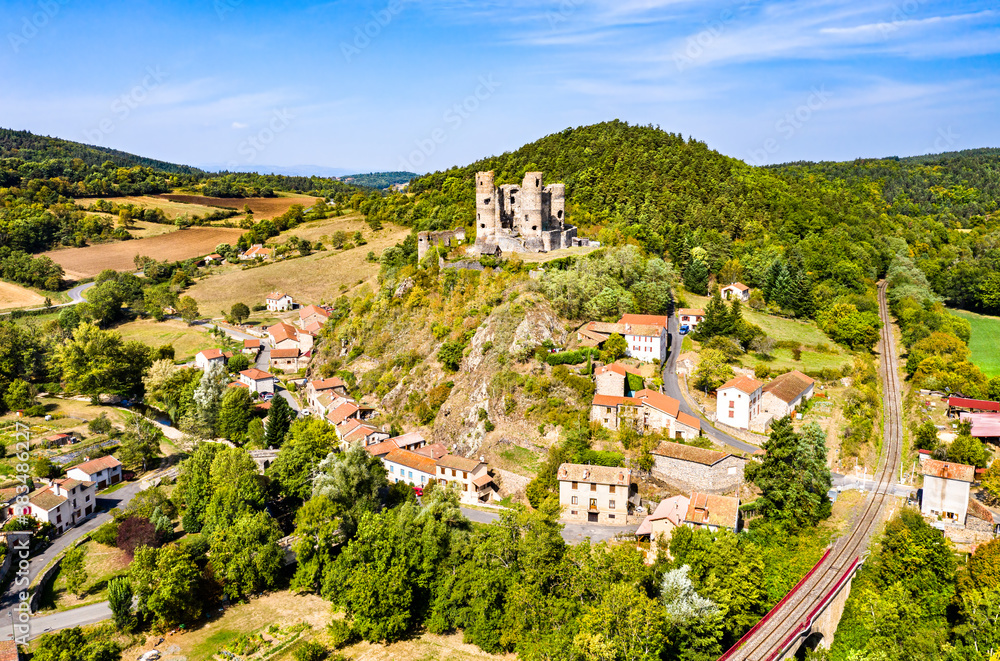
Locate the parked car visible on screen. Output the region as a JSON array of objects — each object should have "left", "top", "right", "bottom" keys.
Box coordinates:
[
  {"left": 261, "top": 392, "right": 274, "bottom": 401},
  {"left": 679, "top": 324, "right": 690, "bottom": 335},
  {"left": 413, "top": 486, "right": 424, "bottom": 497}
]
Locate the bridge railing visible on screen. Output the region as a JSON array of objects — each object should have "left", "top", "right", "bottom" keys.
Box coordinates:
[{"left": 717, "top": 548, "right": 832, "bottom": 661}]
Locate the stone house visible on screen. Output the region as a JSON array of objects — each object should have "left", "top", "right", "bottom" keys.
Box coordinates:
[
  {"left": 636, "top": 389, "right": 702, "bottom": 440},
  {"left": 636, "top": 495, "right": 690, "bottom": 558},
  {"left": 266, "top": 291, "right": 293, "bottom": 311},
  {"left": 267, "top": 322, "right": 313, "bottom": 352},
  {"left": 297, "top": 305, "right": 330, "bottom": 328},
  {"left": 269, "top": 348, "right": 302, "bottom": 370},
  {"left": 557, "top": 463, "right": 633, "bottom": 524},
  {"left": 761, "top": 370, "right": 815, "bottom": 420},
  {"left": 67, "top": 455, "right": 123, "bottom": 490},
  {"left": 594, "top": 362, "right": 645, "bottom": 397},
  {"left": 921, "top": 459, "right": 974, "bottom": 525},
  {"left": 436, "top": 454, "right": 494, "bottom": 504},
  {"left": 684, "top": 492, "right": 740, "bottom": 533},
  {"left": 650, "top": 441, "right": 745, "bottom": 493},
  {"left": 307, "top": 377, "right": 348, "bottom": 410},
  {"left": 238, "top": 368, "right": 277, "bottom": 394},
  {"left": 716, "top": 375, "right": 764, "bottom": 430},
  {"left": 591, "top": 394, "right": 641, "bottom": 431},
  {"left": 242, "top": 339, "right": 262, "bottom": 356},
  {"left": 338, "top": 419, "right": 389, "bottom": 446},
  {"left": 720, "top": 282, "right": 751, "bottom": 301}
]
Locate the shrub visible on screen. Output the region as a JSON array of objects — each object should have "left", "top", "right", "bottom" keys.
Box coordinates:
[
  {"left": 327, "top": 619, "right": 358, "bottom": 649},
  {"left": 24, "top": 404, "right": 48, "bottom": 417},
  {"left": 293, "top": 641, "right": 328, "bottom": 661},
  {"left": 92, "top": 521, "right": 119, "bottom": 546}
]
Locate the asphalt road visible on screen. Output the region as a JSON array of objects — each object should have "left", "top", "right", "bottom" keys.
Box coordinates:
[
  {"left": 0, "top": 481, "right": 142, "bottom": 642},
  {"left": 459, "top": 507, "right": 638, "bottom": 543},
  {"left": 0, "top": 280, "right": 96, "bottom": 317},
  {"left": 662, "top": 315, "right": 760, "bottom": 454}
]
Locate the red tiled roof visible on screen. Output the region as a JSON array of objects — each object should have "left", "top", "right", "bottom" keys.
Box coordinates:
[
  {"left": 302, "top": 321, "right": 324, "bottom": 335},
  {"left": 228, "top": 380, "right": 249, "bottom": 388},
  {"left": 240, "top": 368, "right": 275, "bottom": 381},
  {"left": 595, "top": 362, "right": 644, "bottom": 378},
  {"left": 437, "top": 454, "right": 482, "bottom": 472},
  {"left": 0, "top": 639, "right": 17, "bottom": 661},
  {"left": 310, "top": 377, "right": 345, "bottom": 391},
  {"left": 299, "top": 305, "right": 330, "bottom": 321},
  {"left": 198, "top": 348, "right": 224, "bottom": 360},
  {"left": 557, "top": 463, "right": 631, "bottom": 486},
  {"left": 414, "top": 443, "right": 448, "bottom": 460},
  {"left": 268, "top": 322, "right": 299, "bottom": 345},
  {"left": 472, "top": 473, "right": 494, "bottom": 487},
  {"left": 676, "top": 308, "right": 705, "bottom": 317},
  {"left": 68, "top": 455, "right": 121, "bottom": 474},
  {"left": 922, "top": 459, "right": 975, "bottom": 482},
  {"left": 592, "top": 394, "right": 641, "bottom": 408},
  {"left": 385, "top": 448, "right": 438, "bottom": 475},
  {"left": 327, "top": 401, "right": 360, "bottom": 425},
  {"left": 685, "top": 492, "right": 740, "bottom": 529},
  {"left": 636, "top": 389, "right": 680, "bottom": 417},
  {"left": 950, "top": 397, "right": 1000, "bottom": 413},
  {"left": 719, "top": 375, "right": 764, "bottom": 394},
  {"left": 722, "top": 282, "right": 750, "bottom": 291},
  {"left": 762, "top": 370, "right": 815, "bottom": 403},
  {"left": 270, "top": 348, "right": 300, "bottom": 359},
  {"left": 365, "top": 439, "right": 398, "bottom": 456},
  {"left": 677, "top": 411, "right": 702, "bottom": 430},
  {"left": 647, "top": 495, "right": 690, "bottom": 529},
  {"left": 391, "top": 432, "right": 426, "bottom": 449},
  {"left": 266, "top": 291, "right": 288, "bottom": 301},
  {"left": 618, "top": 314, "right": 668, "bottom": 329},
  {"left": 243, "top": 339, "right": 261, "bottom": 348},
  {"left": 652, "top": 441, "right": 730, "bottom": 465}
]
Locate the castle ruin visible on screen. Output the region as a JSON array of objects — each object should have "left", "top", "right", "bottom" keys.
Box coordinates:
[{"left": 474, "top": 171, "right": 576, "bottom": 255}]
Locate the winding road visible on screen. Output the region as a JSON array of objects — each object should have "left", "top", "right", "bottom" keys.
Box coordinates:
[{"left": 0, "top": 280, "right": 95, "bottom": 317}]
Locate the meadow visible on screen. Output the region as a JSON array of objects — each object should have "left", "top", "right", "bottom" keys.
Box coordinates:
[
  {"left": 0, "top": 280, "right": 46, "bottom": 309},
  {"left": 949, "top": 308, "right": 1000, "bottom": 376},
  {"left": 116, "top": 318, "right": 221, "bottom": 362}
]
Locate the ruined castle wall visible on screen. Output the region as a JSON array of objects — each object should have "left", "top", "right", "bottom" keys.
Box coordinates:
[{"left": 520, "top": 172, "right": 544, "bottom": 236}]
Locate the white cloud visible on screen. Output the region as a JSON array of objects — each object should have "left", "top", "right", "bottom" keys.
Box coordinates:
[{"left": 231, "top": 121, "right": 249, "bottom": 129}]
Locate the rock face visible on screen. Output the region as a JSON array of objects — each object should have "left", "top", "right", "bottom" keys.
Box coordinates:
[{"left": 393, "top": 277, "right": 414, "bottom": 298}]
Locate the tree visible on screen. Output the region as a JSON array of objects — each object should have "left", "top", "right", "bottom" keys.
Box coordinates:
[
  {"left": 107, "top": 577, "right": 135, "bottom": 632},
  {"left": 982, "top": 461, "right": 1000, "bottom": 505},
  {"left": 437, "top": 340, "right": 464, "bottom": 372},
  {"left": 217, "top": 387, "right": 254, "bottom": 444},
  {"left": 202, "top": 445, "right": 267, "bottom": 536},
  {"left": 313, "top": 444, "right": 389, "bottom": 539},
  {"left": 88, "top": 412, "right": 113, "bottom": 435},
  {"left": 913, "top": 420, "right": 939, "bottom": 451},
  {"left": 574, "top": 582, "right": 666, "bottom": 661},
  {"left": 118, "top": 411, "right": 163, "bottom": 471},
  {"left": 209, "top": 511, "right": 283, "bottom": 600},
  {"left": 175, "top": 442, "right": 223, "bottom": 529},
  {"left": 63, "top": 545, "right": 88, "bottom": 598},
  {"left": 601, "top": 333, "right": 628, "bottom": 363},
  {"left": 692, "top": 349, "right": 735, "bottom": 391},
  {"left": 32, "top": 627, "right": 122, "bottom": 661},
  {"left": 949, "top": 432, "right": 990, "bottom": 468},
  {"left": 684, "top": 258, "right": 709, "bottom": 295},
  {"left": 247, "top": 417, "right": 266, "bottom": 447},
  {"left": 230, "top": 302, "right": 250, "bottom": 324},
  {"left": 267, "top": 418, "right": 338, "bottom": 499},
  {"left": 129, "top": 544, "right": 203, "bottom": 630},
  {"left": 292, "top": 495, "right": 344, "bottom": 591},
  {"left": 227, "top": 352, "right": 250, "bottom": 373},
  {"left": 192, "top": 362, "right": 227, "bottom": 436},
  {"left": 265, "top": 392, "right": 293, "bottom": 446},
  {"left": 660, "top": 565, "right": 723, "bottom": 661},
  {"left": 117, "top": 516, "right": 161, "bottom": 558},
  {"left": 55, "top": 323, "right": 152, "bottom": 397},
  {"left": 818, "top": 303, "right": 882, "bottom": 351},
  {"left": 3, "top": 378, "right": 34, "bottom": 410},
  {"left": 745, "top": 418, "right": 832, "bottom": 529},
  {"left": 33, "top": 457, "right": 60, "bottom": 479},
  {"left": 177, "top": 296, "right": 199, "bottom": 324}
]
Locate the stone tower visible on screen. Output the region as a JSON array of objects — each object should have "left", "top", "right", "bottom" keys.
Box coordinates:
[
  {"left": 519, "top": 172, "right": 544, "bottom": 237},
  {"left": 476, "top": 170, "right": 497, "bottom": 239},
  {"left": 547, "top": 183, "right": 566, "bottom": 228}
]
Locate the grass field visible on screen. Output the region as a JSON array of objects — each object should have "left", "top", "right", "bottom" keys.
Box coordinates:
[
  {"left": 39, "top": 541, "right": 130, "bottom": 613},
  {"left": 186, "top": 220, "right": 409, "bottom": 313},
  {"left": 278, "top": 212, "right": 367, "bottom": 243},
  {"left": 0, "top": 281, "right": 45, "bottom": 309},
  {"left": 158, "top": 192, "right": 320, "bottom": 220},
  {"left": 950, "top": 308, "right": 1000, "bottom": 376},
  {"left": 116, "top": 318, "right": 220, "bottom": 361},
  {"left": 76, "top": 195, "right": 227, "bottom": 221},
  {"left": 43, "top": 227, "right": 244, "bottom": 278}
]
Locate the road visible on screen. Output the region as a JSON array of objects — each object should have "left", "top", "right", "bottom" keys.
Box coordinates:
[
  {"left": 459, "top": 507, "right": 638, "bottom": 544},
  {"left": 0, "top": 481, "right": 143, "bottom": 642},
  {"left": 662, "top": 315, "right": 760, "bottom": 454},
  {"left": 203, "top": 322, "right": 300, "bottom": 413},
  {"left": 0, "top": 280, "right": 96, "bottom": 317}
]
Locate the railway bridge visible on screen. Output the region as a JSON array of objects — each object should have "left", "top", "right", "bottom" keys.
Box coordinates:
[{"left": 718, "top": 280, "right": 904, "bottom": 661}]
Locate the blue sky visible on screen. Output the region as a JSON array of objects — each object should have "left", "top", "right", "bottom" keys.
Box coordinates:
[{"left": 1, "top": 0, "right": 998, "bottom": 173}]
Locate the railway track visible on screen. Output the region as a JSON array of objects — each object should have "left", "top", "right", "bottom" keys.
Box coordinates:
[{"left": 719, "top": 280, "right": 904, "bottom": 661}]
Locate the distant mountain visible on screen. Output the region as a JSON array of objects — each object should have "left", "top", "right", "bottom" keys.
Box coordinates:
[
  {"left": 0, "top": 127, "right": 203, "bottom": 175},
  {"left": 199, "top": 163, "right": 356, "bottom": 178},
  {"left": 341, "top": 171, "right": 417, "bottom": 189}
]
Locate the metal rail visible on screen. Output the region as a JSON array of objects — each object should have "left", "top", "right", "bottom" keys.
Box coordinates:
[{"left": 718, "top": 280, "right": 904, "bottom": 661}]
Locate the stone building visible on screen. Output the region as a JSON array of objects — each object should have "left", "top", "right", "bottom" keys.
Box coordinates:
[
  {"left": 650, "top": 441, "right": 746, "bottom": 493},
  {"left": 474, "top": 170, "right": 576, "bottom": 254},
  {"left": 417, "top": 228, "right": 467, "bottom": 261},
  {"left": 557, "top": 463, "right": 633, "bottom": 524},
  {"left": 684, "top": 492, "right": 741, "bottom": 533},
  {"left": 760, "top": 370, "right": 815, "bottom": 421},
  {"left": 921, "top": 459, "right": 974, "bottom": 525}
]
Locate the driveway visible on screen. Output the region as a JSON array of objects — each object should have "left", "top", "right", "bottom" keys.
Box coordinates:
[
  {"left": 0, "top": 481, "right": 143, "bottom": 641},
  {"left": 662, "top": 315, "right": 760, "bottom": 455},
  {"left": 460, "top": 507, "right": 638, "bottom": 544}
]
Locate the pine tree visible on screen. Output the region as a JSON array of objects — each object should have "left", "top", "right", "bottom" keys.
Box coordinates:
[
  {"left": 217, "top": 387, "right": 253, "bottom": 444},
  {"left": 694, "top": 290, "right": 727, "bottom": 340},
  {"left": 725, "top": 297, "right": 743, "bottom": 335},
  {"left": 683, "top": 258, "right": 709, "bottom": 296},
  {"left": 265, "top": 393, "right": 293, "bottom": 447}
]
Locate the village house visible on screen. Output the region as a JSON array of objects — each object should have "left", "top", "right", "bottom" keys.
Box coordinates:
[
  {"left": 391, "top": 431, "right": 429, "bottom": 451},
  {"left": 67, "top": 455, "right": 123, "bottom": 489},
  {"left": 720, "top": 282, "right": 751, "bottom": 302},
  {"left": 384, "top": 448, "right": 437, "bottom": 487},
  {"left": 716, "top": 375, "right": 764, "bottom": 430},
  {"left": 577, "top": 314, "right": 668, "bottom": 363},
  {"left": 242, "top": 244, "right": 274, "bottom": 261},
  {"left": 594, "top": 362, "right": 644, "bottom": 397},
  {"left": 267, "top": 322, "right": 314, "bottom": 352},
  {"left": 684, "top": 492, "right": 741, "bottom": 533},
  {"left": 676, "top": 308, "right": 705, "bottom": 329},
  {"left": 238, "top": 368, "right": 278, "bottom": 394},
  {"left": 337, "top": 418, "right": 390, "bottom": 446},
  {"left": 436, "top": 454, "right": 494, "bottom": 504},
  {"left": 307, "top": 377, "right": 348, "bottom": 410},
  {"left": 195, "top": 348, "right": 227, "bottom": 370},
  {"left": 636, "top": 495, "right": 690, "bottom": 557},
  {"left": 921, "top": 459, "right": 974, "bottom": 525},
  {"left": 326, "top": 400, "right": 374, "bottom": 426},
  {"left": 650, "top": 441, "right": 746, "bottom": 493},
  {"left": 415, "top": 443, "right": 449, "bottom": 460},
  {"left": 269, "top": 347, "right": 302, "bottom": 370},
  {"left": 590, "top": 389, "right": 700, "bottom": 440},
  {"left": 13, "top": 478, "right": 97, "bottom": 535},
  {"left": 266, "top": 291, "right": 294, "bottom": 311},
  {"left": 298, "top": 304, "right": 331, "bottom": 328},
  {"left": 203, "top": 253, "right": 223, "bottom": 264},
  {"left": 243, "top": 338, "right": 262, "bottom": 357},
  {"left": 557, "top": 463, "right": 633, "bottom": 524},
  {"left": 760, "top": 370, "right": 815, "bottom": 420}
]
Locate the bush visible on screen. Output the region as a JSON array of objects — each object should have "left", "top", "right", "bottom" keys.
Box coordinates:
[
  {"left": 293, "top": 641, "right": 328, "bottom": 661},
  {"left": 92, "top": 521, "right": 119, "bottom": 546},
  {"left": 24, "top": 404, "right": 48, "bottom": 417},
  {"left": 327, "top": 619, "right": 358, "bottom": 649}
]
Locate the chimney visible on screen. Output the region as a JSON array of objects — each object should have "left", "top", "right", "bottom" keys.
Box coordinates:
[
  {"left": 52, "top": 482, "right": 61, "bottom": 496},
  {"left": 479, "top": 455, "right": 485, "bottom": 463}
]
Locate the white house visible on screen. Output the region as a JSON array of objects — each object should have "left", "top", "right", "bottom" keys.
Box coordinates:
[
  {"left": 577, "top": 314, "right": 668, "bottom": 364},
  {"left": 383, "top": 448, "right": 437, "bottom": 487},
  {"left": 67, "top": 455, "right": 123, "bottom": 490},
  {"left": 242, "top": 244, "right": 274, "bottom": 261},
  {"left": 720, "top": 282, "right": 751, "bottom": 302},
  {"left": 266, "top": 291, "right": 293, "bottom": 312},
  {"left": 13, "top": 478, "right": 97, "bottom": 535},
  {"left": 557, "top": 463, "right": 632, "bottom": 524},
  {"left": 239, "top": 368, "right": 277, "bottom": 394},
  {"left": 921, "top": 459, "right": 974, "bottom": 525},
  {"left": 436, "top": 454, "right": 493, "bottom": 504},
  {"left": 716, "top": 375, "right": 764, "bottom": 430},
  {"left": 676, "top": 308, "right": 705, "bottom": 329},
  {"left": 195, "top": 349, "right": 227, "bottom": 371},
  {"left": 761, "top": 371, "right": 815, "bottom": 420}
]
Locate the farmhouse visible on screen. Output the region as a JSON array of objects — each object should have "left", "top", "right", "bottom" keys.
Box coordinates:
[
  {"left": 760, "top": 370, "right": 815, "bottom": 420},
  {"left": 242, "top": 244, "right": 274, "bottom": 261},
  {"left": 557, "top": 463, "right": 633, "bottom": 524},
  {"left": 921, "top": 459, "right": 975, "bottom": 525},
  {"left": 267, "top": 322, "right": 313, "bottom": 352},
  {"left": 636, "top": 495, "right": 690, "bottom": 554},
  {"left": 650, "top": 441, "right": 745, "bottom": 493},
  {"left": 269, "top": 347, "right": 303, "bottom": 370},
  {"left": 591, "top": 389, "right": 701, "bottom": 439},
  {"left": 594, "top": 362, "right": 644, "bottom": 397},
  {"left": 298, "top": 304, "right": 331, "bottom": 328},
  {"left": 577, "top": 314, "right": 668, "bottom": 363},
  {"left": 239, "top": 368, "right": 277, "bottom": 394},
  {"left": 685, "top": 492, "right": 740, "bottom": 533},
  {"left": 67, "top": 455, "right": 123, "bottom": 489},
  {"left": 436, "top": 454, "right": 494, "bottom": 504},
  {"left": 307, "top": 377, "right": 348, "bottom": 410},
  {"left": 676, "top": 308, "right": 705, "bottom": 329},
  {"left": 266, "top": 291, "right": 293, "bottom": 311},
  {"left": 720, "top": 282, "right": 751, "bottom": 301},
  {"left": 716, "top": 375, "right": 764, "bottom": 430},
  {"left": 13, "top": 478, "right": 97, "bottom": 535},
  {"left": 243, "top": 339, "right": 262, "bottom": 356},
  {"left": 195, "top": 348, "right": 227, "bottom": 370}
]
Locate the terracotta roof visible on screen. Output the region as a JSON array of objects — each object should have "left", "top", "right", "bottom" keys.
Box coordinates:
[
  {"left": 327, "top": 401, "right": 361, "bottom": 425},
  {"left": 243, "top": 339, "right": 261, "bottom": 348},
  {"left": 677, "top": 411, "right": 702, "bottom": 430},
  {"left": 636, "top": 389, "right": 680, "bottom": 417},
  {"left": 437, "top": 454, "right": 482, "bottom": 472},
  {"left": 652, "top": 441, "right": 731, "bottom": 466},
  {"left": 414, "top": 443, "right": 449, "bottom": 460},
  {"left": 68, "top": 455, "right": 121, "bottom": 474},
  {"left": 719, "top": 375, "right": 764, "bottom": 394},
  {"left": 299, "top": 305, "right": 330, "bottom": 321},
  {"left": 592, "top": 394, "right": 641, "bottom": 408},
  {"left": 338, "top": 417, "right": 364, "bottom": 434},
  {"left": 46, "top": 433, "right": 71, "bottom": 440},
  {"left": 685, "top": 492, "right": 740, "bottom": 529},
  {"left": 595, "top": 362, "right": 644, "bottom": 378},
  {"left": 52, "top": 478, "right": 91, "bottom": 491},
  {"left": 618, "top": 314, "right": 668, "bottom": 329},
  {"left": 384, "top": 448, "right": 437, "bottom": 475},
  {"left": 365, "top": 439, "right": 398, "bottom": 457},
  {"left": 578, "top": 328, "right": 610, "bottom": 345},
  {"left": 583, "top": 321, "right": 662, "bottom": 338},
  {"left": 302, "top": 320, "right": 324, "bottom": 335},
  {"left": 310, "top": 377, "right": 346, "bottom": 391},
  {"left": 762, "top": 370, "right": 814, "bottom": 403},
  {"left": 198, "top": 349, "right": 224, "bottom": 360},
  {"left": 268, "top": 322, "right": 299, "bottom": 345},
  {"left": 241, "top": 368, "right": 275, "bottom": 381},
  {"left": 648, "top": 495, "right": 690, "bottom": 528},
  {"left": 266, "top": 291, "right": 289, "bottom": 300},
  {"left": 29, "top": 487, "right": 66, "bottom": 511},
  {"left": 950, "top": 397, "right": 1000, "bottom": 412},
  {"left": 0, "top": 639, "right": 18, "bottom": 661},
  {"left": 722, "top": 282, "right": 750, "bottom": 291},
  {"left": 962, "top": 412, "right": 1000, "bottom": 438},
  {"left": 344, "top": 424, "right": 382, "bottom": 443},
  {"left": 472, "top": 473, "right": 494, "bottom": 487},
  {"left": 676, "top": 308, "right": 705, "bottom": 317},
  {"left": 557, "top": 463, "right": 631, "bottom": 486},
  {"left": 922, "top": 459, "right": 975, "bottom": 482},
  {"left": 391, "top": 431, "right": 427, "bottom": 449},
  {"left": 270, "top": 348, "right": 300, "bottom": 359}
]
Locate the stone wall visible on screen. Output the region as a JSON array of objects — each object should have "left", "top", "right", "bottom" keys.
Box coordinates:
[
  {"left": 417, "top": 228, "right": 467, "bottom": 260},
  {"left": 651, "top": 455, "right": 746, "bottom": 494}
]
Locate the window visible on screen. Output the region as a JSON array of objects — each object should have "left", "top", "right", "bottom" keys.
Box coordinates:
[
  {"left": 571, "top": 496, "right": 578, "bottom": 505},
  {"left": 463, "top": 471, "right": 468, "bottom": 479},
  {"left": 390, "top": 465, "right": 395, "bottom": 473},
  {"left": 590, "top": 483, "right": 597, "bottom": 492},
  {"left": 608, "top": 514, "right": 615, "bottom": 519},
  {"left": 729, "top": 411, "right": 734, "bottom": 418},
  {"left": 572, "top": 481, "right": 578, "bottom": 490},
  {"left": 408, "top": 470, "right": 413, "bottom": 479},
  {"left": 729, "top": 400, "right": 734, "bottom": 408},
  {"left": 609, "top": 485, "right": 615, "bottom": 494},
  {"left": 451, "top": 469, "right": 457, "bottom": 477},
  {"left": 589, "top": 498, "right": 597, "bottom": 509},
  {"left": 609, "top": 500, "right": 616, "bottom": 509}
]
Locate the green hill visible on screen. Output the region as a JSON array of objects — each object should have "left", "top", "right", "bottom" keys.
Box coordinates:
[{"left": 341, "top": 171, "right": 417, "bottom": 189}]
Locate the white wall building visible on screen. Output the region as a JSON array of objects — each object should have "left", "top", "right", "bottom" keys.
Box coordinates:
[
  {"left": 266, "top": 292, "right": 293, "bottom": 311},
  {"left": 239, "top": 368, "right": 277, "bottom": 394},
  {"left": 67, "top": 456, "right": 123, "bottom": 490},
  {"left": 720, "top": 283, "right": 750, "bottom": 301},
  {"left": 195, "top": 349, "right": 226, "bottom": 371},
  {"left": 921, "top": 459, "right": 974, "bottom": 525},
  {"left": 716, "top": 375, "right": 764, "bottom": 430},
  {"left": 676, "top": 308, "right": 705, "bottom": 329}
]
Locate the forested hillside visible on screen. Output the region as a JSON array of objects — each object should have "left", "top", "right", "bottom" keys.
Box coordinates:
[{"left": 341, "top": 171, "right": 417, "bottom": 189}]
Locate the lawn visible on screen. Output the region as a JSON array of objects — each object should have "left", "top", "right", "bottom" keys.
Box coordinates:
[
  {"left": 38, "top": 541, "right": 130, "bottom": 613},
  {"left": 115, "top": 318, "right": 222, "bottom": 362},
  {"left": 949, "top": 308, "right": 1000, "bottom": 377},
  {"left": 185, "top": 221, "right": 410, "bottom": 314},
  {"left": 492, "top": 443, "right": 542, "bottom": 477}
]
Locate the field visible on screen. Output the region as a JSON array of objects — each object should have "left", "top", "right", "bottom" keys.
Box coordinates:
[
  {"left": 42, "top": 227, "right": 244, "bottom": 278},
  {"left": 518, "top": 244, "right": 600, "bottom": 263},
  {"left": 949, "top": 308, "right": 1000, "bottom": 376},
  {"left": 77, "top": 195, "right": 226, "bottom": 221},
  {"left": 39, "top": 541, "right": 130, "bottom": 612},
  {"left": 158, "top": 192, "right": 321, "bottom": 219},
  {"left": 186, "top": 218, "right": 409, "bottom": 313},
  {"left": 0, "top": 280, "right": 45, "bottom": 309},
  {"left": 116, "top": 318, "right": 220, "bottom": 362}
]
